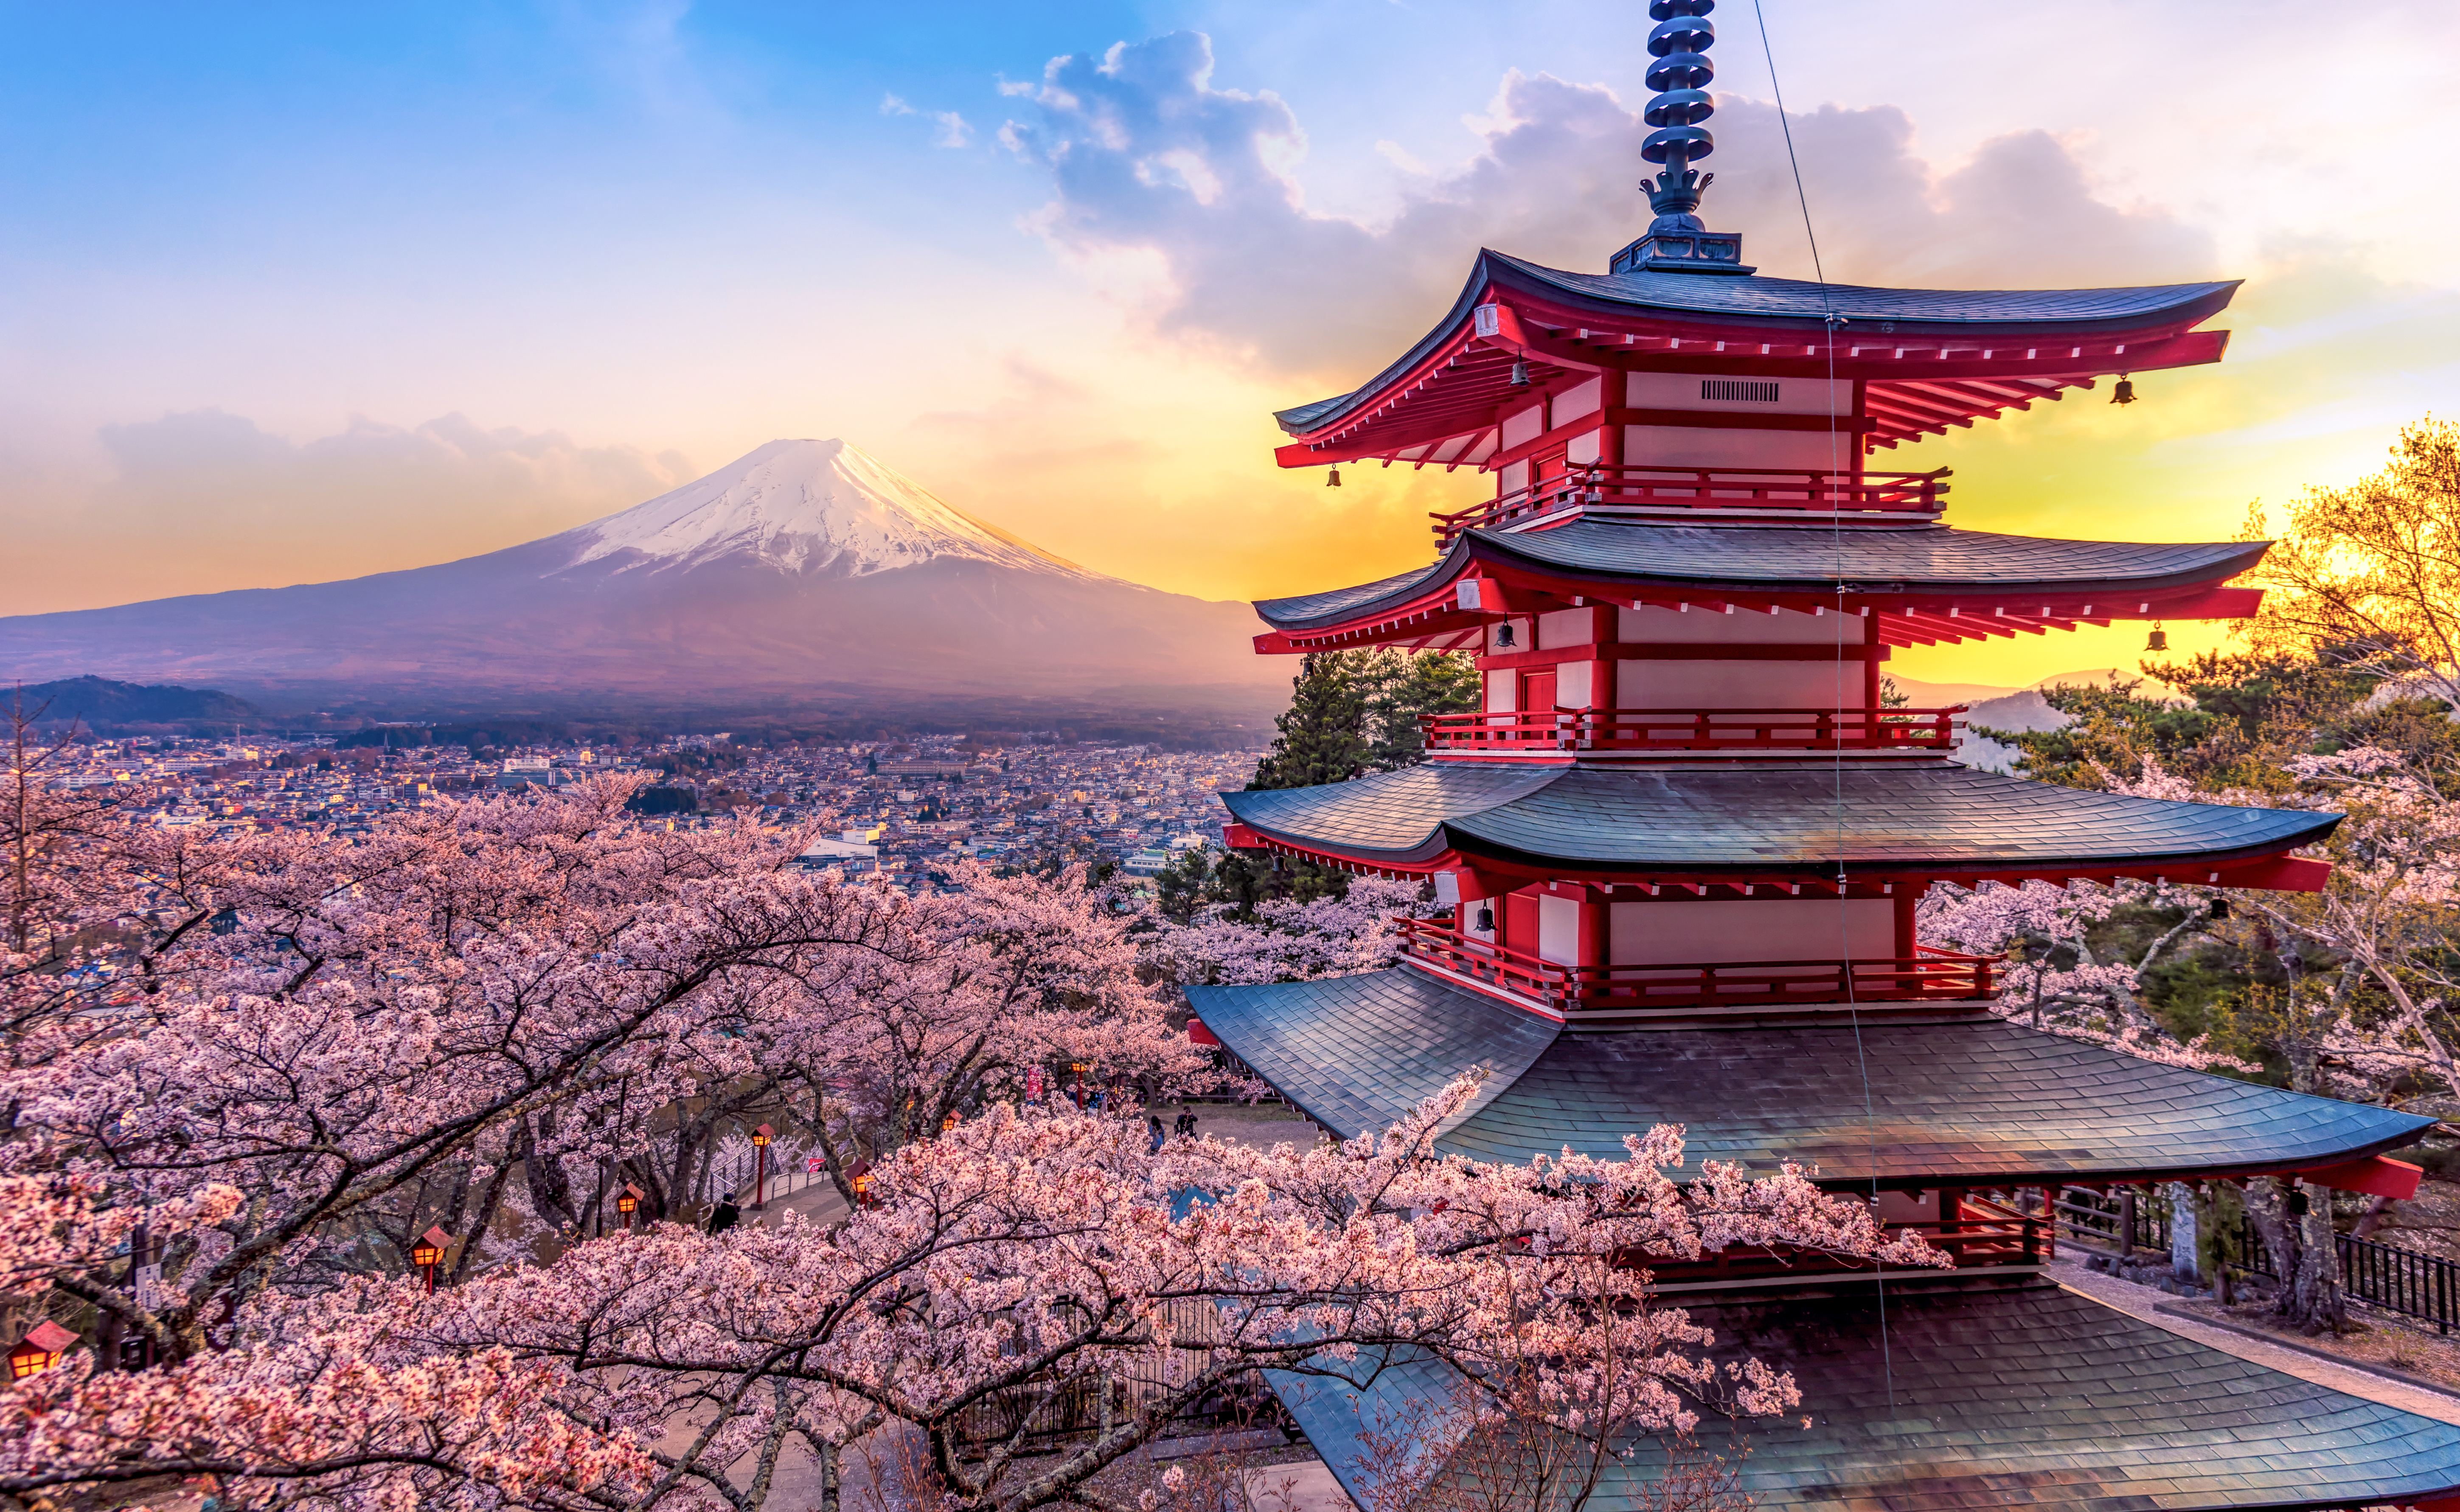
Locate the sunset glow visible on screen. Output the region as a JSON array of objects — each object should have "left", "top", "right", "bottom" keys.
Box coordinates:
[{"left": 6, "top": 2, "right": 2456, "bottom": 690}]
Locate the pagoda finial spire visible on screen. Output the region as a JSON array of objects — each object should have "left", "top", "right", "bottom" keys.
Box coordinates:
[{"left": 1611, "top": 0, "right": 1755, "bottom": 276}]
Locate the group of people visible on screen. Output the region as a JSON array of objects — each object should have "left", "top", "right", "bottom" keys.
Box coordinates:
[{"left": 1145, "top": 1108, "right": 1202, "bottom": 1152}]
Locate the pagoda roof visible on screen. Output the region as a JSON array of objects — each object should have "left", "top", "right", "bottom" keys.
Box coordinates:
[
  {"left": 1274, "top": 250, "right": 2239, "bottom": 461},
  {"left": 1186, "top": 968, "right": 2426, "bottom": 1186},
  {"left": 1252, "top": 517, "right": 2266, "bottom": 647},
  {"left": 1272, "top": 1280, "right": 2460, "bottom": 1512},
  {"left": 1217, "top": 759, "right": 2336, "bottom": 883}
]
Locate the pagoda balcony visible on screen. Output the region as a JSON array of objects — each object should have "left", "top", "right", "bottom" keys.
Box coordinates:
[
  {"left": 1397, "top": 917, "right": 1997, "bottom": 1015},
  {"left": 1432, "top": 463, "right": 1950, "bottom": 541},
  {"left": 1643, "top": 1195, "right": 2052, "bottom": 1286},
  {"left": 1421, "top": 706, "right": 1965, "bottom": 754}
]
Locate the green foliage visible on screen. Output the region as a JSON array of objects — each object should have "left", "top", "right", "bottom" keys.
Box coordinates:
[
  {"left": 1247, "top": 648, "right": 1480, "bottom": 790},
  {"left": 1361, "top": 647, "right": 1482, "bottom": 771},
  {"left": 1975, "top": 651, "right": 2460, "bottom": 796},
  {"left": 1248, "top": 654, "right": 1370, "bottom": 791}
]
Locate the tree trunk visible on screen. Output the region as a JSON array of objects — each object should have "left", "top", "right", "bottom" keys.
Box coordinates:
[
  {"left": 2246, "top": 1176, "right": 2347, "bottom": 1332},
  {"left": 448, "top": 1147, "right": 519, "bottom": 1285}
]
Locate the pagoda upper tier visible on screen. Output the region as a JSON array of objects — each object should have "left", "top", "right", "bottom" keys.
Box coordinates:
[
  {"left": 1252, "top": 518, "right": 2264, "bottom": 653},
  {"left": 1275, "top": 250, "right": 2237, "bottom": 466}
]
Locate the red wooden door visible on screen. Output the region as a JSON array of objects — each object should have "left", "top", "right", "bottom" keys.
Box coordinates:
[
  {"left": 1519, "top": 669, "right": 1558, "bottom": 710},
  {"left": 1504, "top": 892, "right": 1540, "bottom": 958}
]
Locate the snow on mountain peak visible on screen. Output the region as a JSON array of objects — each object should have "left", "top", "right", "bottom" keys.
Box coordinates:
[{"left": 557, "top": 439, "right": 1101, "bottom": 580}]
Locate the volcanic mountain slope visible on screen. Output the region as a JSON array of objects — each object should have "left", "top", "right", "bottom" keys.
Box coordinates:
[{"left": 0, "top": 440, "right": 1284, "bottom": 704}]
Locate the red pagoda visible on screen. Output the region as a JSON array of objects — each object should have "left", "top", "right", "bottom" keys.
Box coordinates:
[{"left": 1185, "top": 6, "right": 2460, "bottom": 1508}]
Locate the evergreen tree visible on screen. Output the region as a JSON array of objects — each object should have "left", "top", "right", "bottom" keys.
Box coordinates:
[
  {"left": 1248, "top": 653, "right": 1370, "bottom": 789},
  {"left": 1361, "top": 647, "right": 1482, "bottom": 770}
]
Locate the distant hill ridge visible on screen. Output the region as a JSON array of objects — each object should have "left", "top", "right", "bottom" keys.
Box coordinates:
[{"left": 14, "top": 675, "right": 267, "bottom": 727}]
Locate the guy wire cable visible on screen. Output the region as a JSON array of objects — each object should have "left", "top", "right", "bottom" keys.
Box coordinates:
[{"left": 1747, "top": 0, "right": 1897, "bottom": 1414}]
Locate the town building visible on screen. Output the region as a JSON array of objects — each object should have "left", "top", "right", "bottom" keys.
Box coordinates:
[{"left": 1186, "top": 13, "right": 2460, "bottom": 1507}]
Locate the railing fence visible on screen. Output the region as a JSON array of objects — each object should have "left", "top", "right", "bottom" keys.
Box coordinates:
[{"left": 2049, "top": 1184, "right": 2460, "bottom": 1336}]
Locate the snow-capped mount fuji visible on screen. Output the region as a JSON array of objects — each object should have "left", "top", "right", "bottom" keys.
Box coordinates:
[
  {"left": 0, "top": 440, "right": 1284, "bottom": 708},
  {"left": 555, "top": 439, "right": 1103, "bottom": 581}
]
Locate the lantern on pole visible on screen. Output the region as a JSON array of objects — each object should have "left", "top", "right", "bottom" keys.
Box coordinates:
[
  {"left": 751, "top": 1124, "right": 773, "bottom": 1209},
  {"left": 8, "top": 1321, "right": 76, "bottom": 1380},
  {"left": 848, "top": 1159, "right": 874, "bottom": 1207},
  {"left": 616, "top": 1183, "right": 643, "bottom": 1233},
  {"left": 409, "top": 1225, "right": 451, "bottom": 1294}
]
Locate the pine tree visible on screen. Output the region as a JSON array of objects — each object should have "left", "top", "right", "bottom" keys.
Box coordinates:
[
  {"left": 1362, "top": 648, "right": 1481, "bottom": 771},
  {"left": 1248, "top": 654, "right": 1370, "bottom": 790}
]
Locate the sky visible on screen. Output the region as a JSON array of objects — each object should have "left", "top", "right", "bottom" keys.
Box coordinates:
[{"left": 6, "top": 0, "right": 2460, "bottom": 690}]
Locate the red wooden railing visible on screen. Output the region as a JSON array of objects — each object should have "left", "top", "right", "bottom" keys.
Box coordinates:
[
  {"left": 1422, "top": 707, "right": 1964, "bottom": 752},
  {"left": 1398, "top": 917, "right": 1995, "bottom": 1013},
  {"left": 1433, "top": 464, "right": 1950, "bottom": 540},
  {"left": 1643, "top": 1194, "right": 2050, "bottom": 1285}
]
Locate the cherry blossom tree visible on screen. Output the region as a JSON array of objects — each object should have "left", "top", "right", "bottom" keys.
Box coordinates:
[
  {"left": 1141, "top": 876, "right": 1435, "bottom": 989},
  {"left": 0, "top": 751, "right": 1945, "bottom": 1511},
  {"left": 0, "top": 1079, "right": 1928, "bottom": 1512},
  {"left": 1917, "top": 875, "right": 2245, "bottom": 1071}
]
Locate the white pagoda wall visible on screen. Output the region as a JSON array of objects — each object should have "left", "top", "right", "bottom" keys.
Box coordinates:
[{"left": 1606, "top": 898, "right": 1893, "bottom": 965}]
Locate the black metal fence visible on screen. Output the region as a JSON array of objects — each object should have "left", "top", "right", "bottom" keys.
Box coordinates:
[{"left": 2049, "top": 1184, "right": 2460, "bottom": 1336}]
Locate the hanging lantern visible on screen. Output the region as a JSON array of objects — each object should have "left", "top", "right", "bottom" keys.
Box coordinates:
[
  {"left": 1326, "top": 466, "right": 1342, "bottom": 488},
  {"left": 1509, "top": 359, "right": 1531, "bottom": 388},
  {"left": 2111, "top": 374, "right": 2136, "bottom": 405},
  {"left": 2145, "top": 623, "right": 2168, "bottom": 652},
  {"left": 8, "top": 1321, "right": 76, "bottom": 1380}
]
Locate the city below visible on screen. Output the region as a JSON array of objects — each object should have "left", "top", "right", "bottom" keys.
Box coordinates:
[{"left": 54, "top": 728, "right": 1250, "bottom": 889}]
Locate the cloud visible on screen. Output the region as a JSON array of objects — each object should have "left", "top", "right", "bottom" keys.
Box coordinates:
[
  {"left": 999, "top": 34, "right": 2217, "bottom": 385},
  {"left": 880, "top": 93, "right": 916, "bottom": 116},
  {"left": 1, "top": 412, "right": 696, "bottom": 614},
  {"left": 932, "top": 110, "right": 972, "bottom": 149}
]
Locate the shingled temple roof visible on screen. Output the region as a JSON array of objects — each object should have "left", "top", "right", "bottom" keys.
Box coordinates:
[
  {"left": 1275, "top": 251, "right": 2239, "bottom": 440},
  {"left": 1271, "top": 1280, "right": 2460, "bottom": 1512},
  {"left": 1271, "top": 250, "right": 2240, "bottom": 460},
  {"left": 1218, "top": 759, "right": 2337, "bottom": 880},
  {"left": 1186, "top": 968, "right": 2426, "bottom": 1185},
  {"left": 1252, "top": 519, "right": 2269, "bottom": 633}
]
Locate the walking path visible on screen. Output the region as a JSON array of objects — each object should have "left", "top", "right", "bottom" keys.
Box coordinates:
[{"left": 2048, "top": 1257, "right": 2460, "bottom": 1424}]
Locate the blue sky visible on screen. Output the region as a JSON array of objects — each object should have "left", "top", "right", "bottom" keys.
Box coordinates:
[{"left": 7, "top": 1, "right": 2460, "bottom": 685}]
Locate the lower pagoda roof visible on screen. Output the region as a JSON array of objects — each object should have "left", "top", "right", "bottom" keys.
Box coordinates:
[
  {"left": 1269, "top": 1278, "right": 2460, "bottom": 1512},
  {"left": 1218, "top": 758, "right": 2339, "bottom": 883},
  {"left": 1185, "top": 968, "right": 2428, "bottom": 1187},
  {"left": 1254, "top": 519, "right": 2267, "bottom": 635}
]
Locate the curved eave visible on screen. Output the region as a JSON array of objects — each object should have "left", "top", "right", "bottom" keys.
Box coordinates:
[
  {"left": 1219, "top": 762, "right": 2342, "bottom": 884},
  {"left": 1251, "top": 524, "right": 2269, "bottom": 646},
  {"left": 1193, "top": 969, "right": 2429, "bottom": 1188},
  {"left": 1274, "top": 250, "right": 2240, "bottom": 457}
]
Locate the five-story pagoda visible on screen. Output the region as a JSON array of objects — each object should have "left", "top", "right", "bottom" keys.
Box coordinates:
[{"left": 1187, "top": 7, "right": 2460, "bottom": 1509}]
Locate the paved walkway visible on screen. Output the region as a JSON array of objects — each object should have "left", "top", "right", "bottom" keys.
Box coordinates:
[{"left": 2047, "top": 1257, "right": 2460, "bottom": 1424}]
